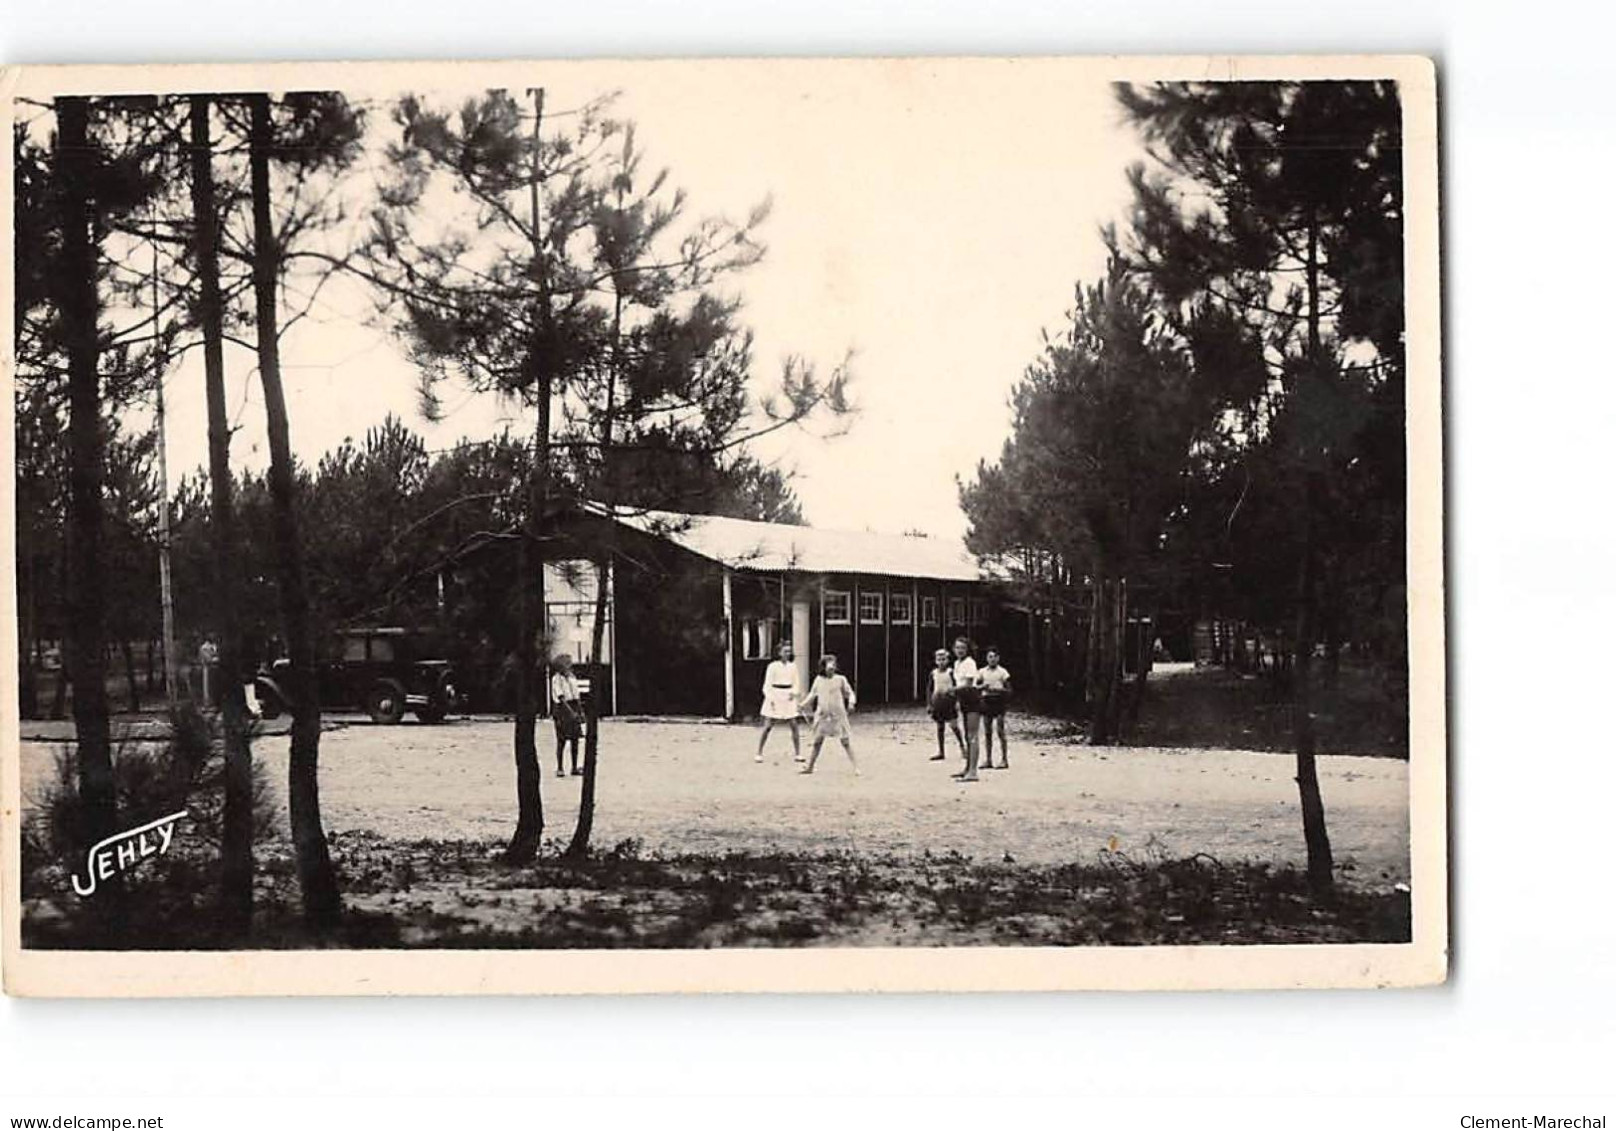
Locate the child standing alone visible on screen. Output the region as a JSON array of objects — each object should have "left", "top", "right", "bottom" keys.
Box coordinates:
[
  {"left": 549, "top": 653, "right": 583, "bottom": 777},
  {"left": 800, "top": 654, "right": 859, "bottom": 776},
  {"left": 926, "top": 648, "right": 967, "bottom": 762}
]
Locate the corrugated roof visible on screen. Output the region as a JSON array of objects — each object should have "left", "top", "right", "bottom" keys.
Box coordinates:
[{"left": 605, "top": 507, "right": 985, "bottom": 582}]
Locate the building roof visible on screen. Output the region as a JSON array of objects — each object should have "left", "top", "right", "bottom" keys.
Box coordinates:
[{"left": 603, "top": 507, "right": 986, "bottom": 583}]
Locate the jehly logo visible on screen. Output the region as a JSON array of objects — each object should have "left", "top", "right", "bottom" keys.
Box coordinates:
[{"left": 71, "top": 810, "right": 188, "bottom": 898}]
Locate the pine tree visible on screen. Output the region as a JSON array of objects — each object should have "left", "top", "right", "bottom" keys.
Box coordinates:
[
  {"left": 359, "top": 88, "right": 610, "bottom": 863},
  {"left": 1115, "top": 80, "right": 1406, "bottom": 896},
  {"left": 364, "top": 90, "right": 849, "bottom": 863},
  {"left": 53, "top": 97, "right": 119, "bottom": 864},
  {"left": 961, "top": 259, "right": 1207, "bottom": 742},
  {"left": 38, "top": 95, "right": 168, "bottom": 899},
  {"left": 183, "top": 93, "right": 259, "bottom": 932}
]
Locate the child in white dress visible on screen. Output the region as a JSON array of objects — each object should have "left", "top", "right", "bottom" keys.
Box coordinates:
[
  {"left": 799, "top": 654, "right": 859, "bottom": 776},
  {"left": 755, "top": 640, "right": 803, "bottom": 763}
]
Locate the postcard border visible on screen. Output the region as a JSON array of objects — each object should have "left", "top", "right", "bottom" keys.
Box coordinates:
[{"left": 1, "top": 53, "right": 1446, "bottom": 997}]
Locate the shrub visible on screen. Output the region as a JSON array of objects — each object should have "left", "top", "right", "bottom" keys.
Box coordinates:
[{"left": 21, "top": 703, "right": 278, "bottom": 891}]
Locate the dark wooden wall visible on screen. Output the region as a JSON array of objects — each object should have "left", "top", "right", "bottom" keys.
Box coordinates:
[{"left": 809, "top": 574, "right": 1010, "bottom": 708}]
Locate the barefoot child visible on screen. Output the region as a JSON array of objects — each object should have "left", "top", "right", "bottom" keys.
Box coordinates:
[
  {"left": 951, "top": 636, "right": 982, "bottom": 782},
  {"left": 979, "top": 647, "right": 1012, "bottom": 769},
  {"left": 926, "top": 648, "right": 967, "bottom": 761},
  {"left": 756, "top": 640, "right": 803, "bottom": 763},
  {"left": 549, "top": 654, "right": 583, "bottom": 777},
  {"left": 800, "top": 654, "right": 859, "bottom": 776}
]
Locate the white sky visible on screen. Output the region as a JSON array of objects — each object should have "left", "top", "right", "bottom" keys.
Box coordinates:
[{"left": 138, "top": 62, "right": 1145, "bottom": 542}]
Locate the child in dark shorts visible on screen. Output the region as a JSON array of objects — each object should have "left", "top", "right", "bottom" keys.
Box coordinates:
[
  {"left": 951, "top": 636, "right": 982, "bottom": 782},
  {"left": 978, "top": 647, "right": 1012, "bottom": 769},
  {"left": 926, "top": 648, "right": 966, "bottom": 762}
]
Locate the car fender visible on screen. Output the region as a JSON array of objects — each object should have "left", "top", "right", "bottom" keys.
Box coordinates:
[
  {"left": 370, "top": 675, "right": 408, "bottom": 699},
  {"left": 252, "top": 674, "right": 291, "bottom": 717},
  {"left": 256, "top": 671, "right": 290, "bottom": 695}
]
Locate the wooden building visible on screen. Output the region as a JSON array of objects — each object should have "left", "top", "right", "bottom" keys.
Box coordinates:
[{"left": 544, "top": 507, "right": 1017, "bottom": 720}]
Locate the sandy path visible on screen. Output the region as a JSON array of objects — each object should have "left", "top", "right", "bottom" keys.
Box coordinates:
[
  {"left": 16, "top": 710, "right": 1410, "bottom": 883},
  {"left": 15, "top": 709, "right": 1404, "bottom": 884}
]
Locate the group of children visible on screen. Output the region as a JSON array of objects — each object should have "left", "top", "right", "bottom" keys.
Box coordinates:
[
  {"left": 754, "top": 637, "right": 1012, "bottom": 782},
  {"left": 926, "top": 637, "right": 1012, "bottom": 782}
]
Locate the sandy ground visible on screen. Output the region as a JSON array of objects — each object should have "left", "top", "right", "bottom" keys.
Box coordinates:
[{"left": 18, "top": 707, "right": 1410, "bottom": 886}]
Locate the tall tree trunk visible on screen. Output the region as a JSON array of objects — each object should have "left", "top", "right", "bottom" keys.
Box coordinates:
[
  {"left": 1098, "top": 575, "right": 1124, "bottom": 743},
  {"left": 566, "top": 557, "right": 610, "bottom": 859},
  {"left": 1323, "top": 610, "right": 1342, "bottom": 688},
  {"left": 1025, "top": 604, "right": 1043, "bottom": 708},
  {"left": 1046, "top": 584, "right": 1062, "bottom": 710},
  {"left": 20, "top": 555, "right": 39, "bottom": 719},
  {"left": 1088, "top": 569, "right": 1118, "bottom": 746},
  {"left": 566, "top": 281, "right": 622, "bottom": 860},
  {"left": 1292, "top": 211, "right": 1335, "bottom": 899},
  {"left": 248, "top": 94, "right": 341, "bottom": 926},
  {"left": 1109, "top": 577, "right": 1126, "bottom": 738},
  {"left": 1083, "top": 579, "right": 1100, "bottom": 727},
  {"left": 504, "top": 532, "right": 545, "bottom": 864},
  {"left": 1293, "top": 473, "right": 1334, "bottom": 898},
  {"left": 51, "top": 656, "right": 69, "bottom": 720},
  {"left": 1128, "top": 604, "right": 1150, "bottom": 725},
  {"left": 56, "top": 95, "right": 118, "bottom": 858},
  {"left": 1115, "top": 576, "right": 1131, "bottom": 734},
  {"left": 192, "top": 95, "right": 256, "bottom": 933},
  {"left": 120, "top": 640, "right": 140, "bottom": 713},
  {"left": 503, "top": 86, "right": 552, "bottom": 866},
  {"left": 504, "top": 393, "right": 549, "bottom": 865},
  {"left": 19, "top": 658, "right": 38, "bottom": 720}
]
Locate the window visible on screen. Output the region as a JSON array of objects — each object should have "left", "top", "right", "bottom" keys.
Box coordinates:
[
  {"left": 341, "top": 636, "right": 367, "bottom": 662},
  {"left": 969, "top": 599, "right": 988, "bottom": 626},
  {"left": 741, "top": 618, "right": 774, "bottom": 661},
  {"left": 543, "top": 600, "right": 612, "bottom": 665},
  {"left": 947, "top": 597, "right": 966, "bottom": 626},
  {"left": 890, "top": 593, "right": 913, "bottom": 625},
  {"left": 920, "top": 596, "right": 939, "bottom": 626},
  {"left": 369, "top": 637, "right": 396, "bottom": 662},
  {"left": 859, "top": 590, "right": 885, "bottom": 624},
  {"left": 824, "top": 590, "right": 851, "bottom": 625}
]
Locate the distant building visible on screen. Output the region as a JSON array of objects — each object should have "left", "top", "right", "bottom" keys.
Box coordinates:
[{"left": 544, "top": 506, "right": 1018, "bottom": 719}]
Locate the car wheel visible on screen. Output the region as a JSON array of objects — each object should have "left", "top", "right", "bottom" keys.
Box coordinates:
[
  {"left": 366, "top": 682, "right": 407, "bottom": 725},
  {"left": 416, "top": 678, "right": 458, "bottom": 724}
]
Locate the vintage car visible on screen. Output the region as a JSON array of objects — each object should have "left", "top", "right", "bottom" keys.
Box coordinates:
[{"left": 254, "top": 627, "right": 462, "bottom": 725}]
